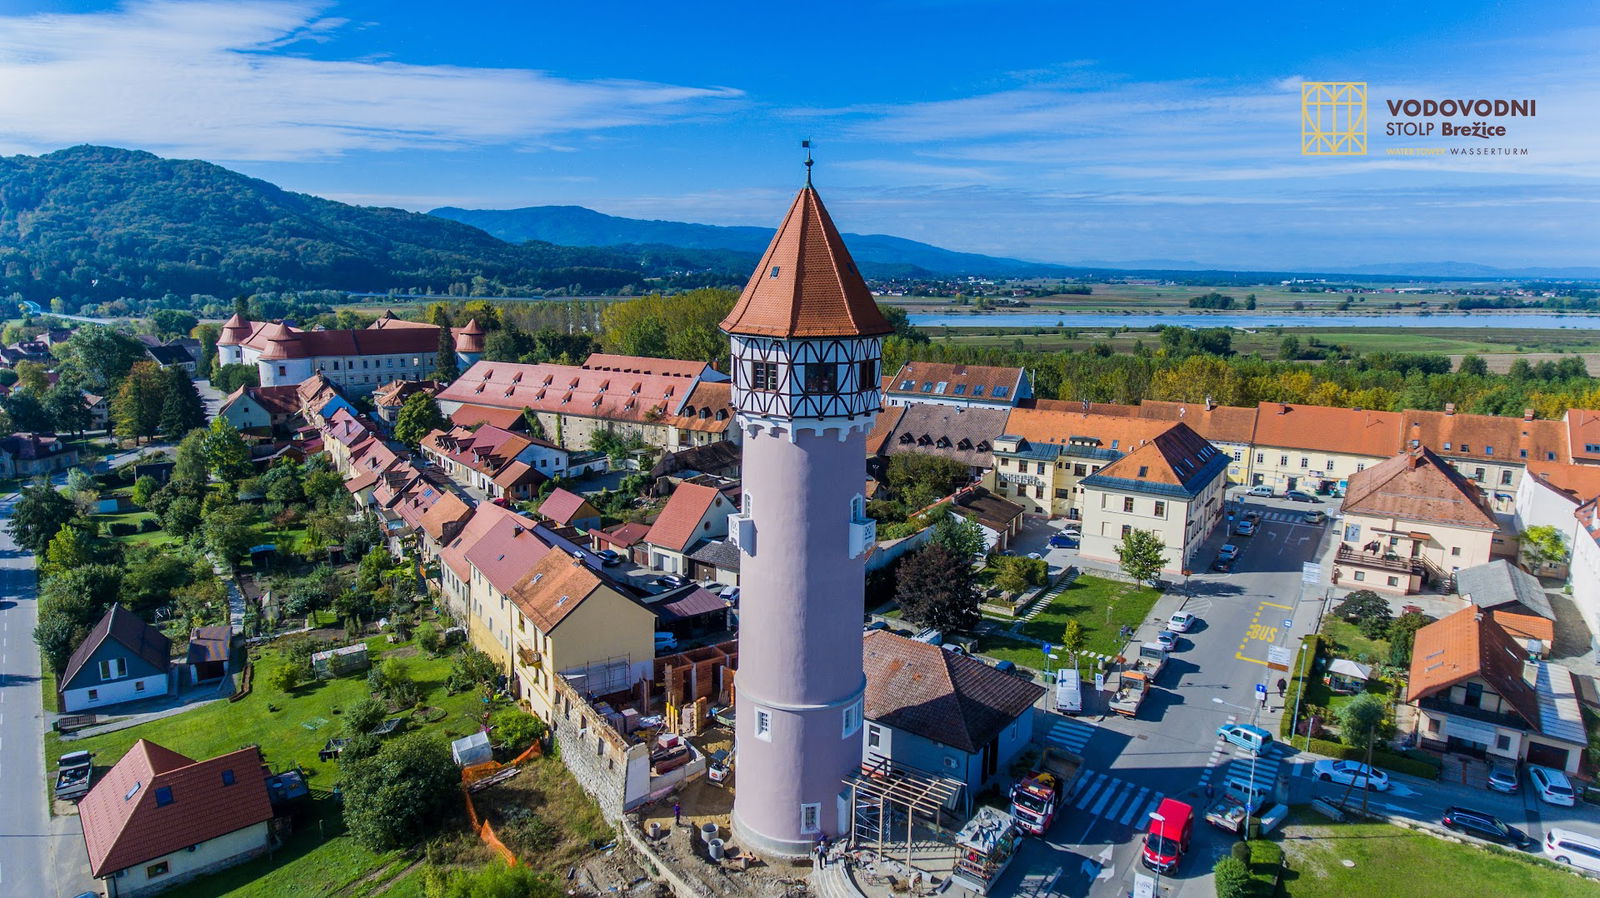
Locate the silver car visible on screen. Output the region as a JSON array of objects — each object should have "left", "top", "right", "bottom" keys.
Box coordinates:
[{"left": 1487, "top": 760, "right": 1519, "bottom": 794}]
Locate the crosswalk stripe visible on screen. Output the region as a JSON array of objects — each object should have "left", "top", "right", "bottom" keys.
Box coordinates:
[
  {"left": 1102, "top": 789, "right": 1133, "bottom": 824},
  {"left": 1117, "top": 788, "right": 1150, "bottom": 825},
  {"left": 1137, "top": 793, "right": 1164, "bottom": 826},
  {"left": 1089, "top": 780, "right": 1118, "bottom": 817},
  {"left": 1074, "top": 775, "right": 1108, "bottom": 810},
  {"left": 1068, "top": 772, "right": 1100, "bottom": 801}
]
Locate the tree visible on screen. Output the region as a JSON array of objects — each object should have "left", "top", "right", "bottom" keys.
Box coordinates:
[
  {"left": 201, "top": 503, "right": 259, "bottom": 568},
  {"left": 13, "top": 359, "right": 50, "bottom": 394},
  {"left": 1520, "top": 524, "right": 1569, "bottom": 570},
  {"left": 894, "top": 544, "right": 979, "bottom": 634},
  {"left": 1212, "top": 855, "right": 1251, "bottom": 898},
  {"left": 159, "top": 368, "right": 207, "bottom": 436},
  {"left": 432, "top": 309, "right": 459, "bottom": 381},
  {"left": 55, "top": 324, "right": 148, "bottom": 390},
  {"left": 342, "top": 733, "right": 460, "bottom": 850},
  {"left": 1114, "top": 529, "right": 1167, "bottom": 584},
  {"left": 932, "top": 514, "right": 986, "bottom": 560},
  {"left": 202, "top": 417, "right": 252, "bottom": 484},
  {"left": 8, "top": 481, "right": 76, "bottom": 554},
  {"left": 520, "top": 406, "right": 547, "bottom": 441},
  {"left": 34, "top": 565, "right": 124, "bottom": 671},
  {"left": 131, "top": 475, "right": 160, "bottom": 507},
  {"left": 1458, "top": 354, "right": 1489, "bottom": 376},
  {"left": 41, "top": 525, "right": 99, "bottom": 579},
  {"left": 112, "top": 361, "right": 168, "bottom": 443},
  {"left": 267, "top": 662, "right": 302, "bottom": 694},
  {"left": 1059, "top": 619, "right": 1087, "bottom": 666},
  {"left": 42, "top": 385, "right": 92, "bottom": 437},
  {"left": 1386, "top": 611, "right": 1433, "bottom": 666},
  {"left": 447, "top": 648, "right": 500, "bottom": 694},
  {"left": 490, "top": 706, "right": 547, "bottom": 754},
  {"left": 343, "top": 697, "right": 388, "bottom": 739},
  {"left": 1279, "top": 335, "right": 1302, "bottom": 360},
  {"left": 212, "top": 363, "right": 260, "bottom": 393},
  {"left": 1333, "top": 589, "right": 1392, "bottom": 639},
  {"left": 1336, "top": 691, "right": 1389, "bottom": 812},
  {"left": 393, "top": 391, "right": 445, "bottom": 448},
  {"left": 149, "top": 308, "right": 198, "bottom": 337},
  {"left": 886, "top": 453, "right": 966, "bottom": 510},
  {"left": 172, "top": 427, "right": 211, "bottom": 486}
]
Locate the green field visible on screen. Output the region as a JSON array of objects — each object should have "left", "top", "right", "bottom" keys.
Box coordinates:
[
  {"left": 1279, "top": 813, "right": 1596, "bottom": 898},
  {"left": 977, "top": 575, "right": 1162, "bottom": 669}
]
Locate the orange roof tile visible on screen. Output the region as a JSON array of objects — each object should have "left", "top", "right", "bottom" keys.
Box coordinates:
[
  {"left": 1250, "top": 402, "right": 1404, "bottom": 457},
  {"left": 1566, "top": 409, "right": 1600, "bottom": 463},
  {"left": 863, "top": 405, "right": 907, "bottom": 456},
  {"left": 1409, "top": 606, "right": 1540, "bottom": 727},
  {"left": 1342, "top": 446, "right": 1498, "bottom": 530},
  {"left": 1083, "top": 423, "right": 1225, "bottom": 493},
  {"left": 436, "top": 359, "right": 706, "bottom": 424},
  {"left": 644, "top": 481, "right": 725, "bottom": 552},
  {"left": 419, "top": 491, "right": 472, "bottom": 542},
  {"left": 539, "top": 488, "right": 598, "bottom": 526},
  {"left": 719, "top": 186, "right": 892, "bottom": 339},
  {"left": 1402, "top": 408, "right": 1568, "bottom": 468},
  {"left": 1002, "top": 406, "right": 1172, "bottom": 452},
  {"left": 506, "top": 551, "right": 608, "bottom": 633},
  {"left": 1134, "top": 400, "right": 1257, "bottom": 446},
  {"left": 1525, "top": 463, "right": 1600, "bottom": 505},
  {"left": 1492, "top": 610, "right": 1554, "bottom": 648}
]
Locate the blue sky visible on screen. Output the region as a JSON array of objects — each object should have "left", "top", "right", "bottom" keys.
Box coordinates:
[{"left": 0, "top": 0, "right": 1596, "bottom": 270}]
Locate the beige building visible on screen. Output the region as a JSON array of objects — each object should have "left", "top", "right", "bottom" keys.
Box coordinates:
[
  {"left": 1401, "top": 406, "right": 1570, "bottom": 514},
  {"left": 984, "top": 408, "right": 1173, "bottom": 519},
  {"left": 1129, "top": 399, "right": 1258, "bottom": 484},
  {"left": 1336, "top": 446, "right": 1508, "bottom": 594},
  {"left": 1248, "top": 402, "right": 1405, "bottom": 495},
  {"left": 1077, "top": 423, "right": 1229, "bottom": 575}
]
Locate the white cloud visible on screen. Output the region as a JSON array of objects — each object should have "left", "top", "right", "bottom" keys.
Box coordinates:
[{"left": 0, "top": 0, "right": 742, "bottom": 161}]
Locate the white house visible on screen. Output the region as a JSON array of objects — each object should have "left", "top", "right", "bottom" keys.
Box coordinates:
[{"left": 58, "top": 605, "right": 173, "bottom": 713}]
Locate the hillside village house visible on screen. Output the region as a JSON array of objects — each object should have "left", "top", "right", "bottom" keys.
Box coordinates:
[
  {"left": 1077, "top": 423, "right": 1230, "bottom": 575},
  {"left": 433, "top": 354, "right": 733, "bottom": 453},
  {"left": 642, "top": 481, "right": 735, "bottom": 576},
  {"left": 0, "top": 432, "right": 79, "bottom": 477},
  {"left": 216, "top": 384, "right": 302, "bottom": 434},
  {"left": 1336, "top": 446, "right": 1508, "bottom": 594},
  {"left": 1408, "top": 607, "right": 1586, "bottom": 775},
  {"left": 862, "top": 631, "right": 1044, "bottom": 794},
  {"left": 59, "top": 605, "right": 173, "bottom": 713},
  {"left": 1248, "top": 402, "right": 1404, "bottom": 495},
  {"left": 1402, "top": 406, "right": 1570, "bottom": 513},
  {"left": 217, "top": 311, "right": 485, "bottom": 393},
  {"left": 881, "top": 362, "right": 1031, "bottom": 410},
  {"left": 421, "top": 424, "right": 567, "bottom": 501},
  {"left": 80, "top": 740, "right": 274, "bottom": 897},
  {"left": 869, "top": 403, "right": 1009, "bottom": 482}
]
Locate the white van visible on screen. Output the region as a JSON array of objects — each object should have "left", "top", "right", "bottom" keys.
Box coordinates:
[
  {"left": 1544, "top": 827, "right": 1600, "bottom": 874},
  {"left": 1056, "top": 674, "right": 1083, "bottom": 715}
]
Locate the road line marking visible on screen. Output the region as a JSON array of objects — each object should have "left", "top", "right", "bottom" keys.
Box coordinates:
[
  {"left": 1118, "top": 788, "right": 1150, "bottom": 825},
  {"left": 1089, "top": 780, "right": 1119, "bottom": 817},
  {"left": 1261, "top": 601, "right": 1293, "bottom": 610},
  {"left": 1235, "top": 652, "right": 1269, "bottom": 665},
  {"left": 1102, "top": 789, "right": 1134, "bottom": 824},
  {"left": 1075, "top": 775, "right": 1108, "bottom": 810}
]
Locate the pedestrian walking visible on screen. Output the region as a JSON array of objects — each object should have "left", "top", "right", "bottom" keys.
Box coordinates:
[{"left": 673, "top": 802, "right": 681, "bottom": 826}]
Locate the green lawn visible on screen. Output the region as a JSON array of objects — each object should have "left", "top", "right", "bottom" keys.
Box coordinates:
[
  {"left": 46, "top": 636, "right": 497, "bottom": 896},
  {"left": 1280, "top": 813, "right": 1596, "bottom": 898},
  {"left": 976, "top": 575, "right": 1162, "bottom": 670},
  {"left": 40, "top": 661, "right": 57, "bottom": 713},
  {"left": 1318, "top": 619, "right": 1391, "bottom": 666}
]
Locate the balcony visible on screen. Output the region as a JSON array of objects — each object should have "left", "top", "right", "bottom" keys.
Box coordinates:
[
  {"left": 517, "top": 646, "right": 541, "bottom": 668},
  {"left": 1417, "top": 695, "right": 1529, "bottom": 731},
  {"left": 1336, "top": 545, "right": 1423, "bottom": 575},
  {"left": 848, "top": 516, "right": 877, "bottom": 559}
]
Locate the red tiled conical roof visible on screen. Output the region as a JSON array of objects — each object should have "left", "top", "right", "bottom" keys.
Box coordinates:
[
  {"left": 720, "top": 186, "right": 893, "bottom": 339},
  {"left": 218, "top": 313, "right": 252, "bottom": 346},
  {"left": 454, "top": 318, "right": 486, "bottom": 353}
]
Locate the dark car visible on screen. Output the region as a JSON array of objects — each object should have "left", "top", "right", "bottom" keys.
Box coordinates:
[
  {"left": 1285, "top": 490, "right": 1318, "bottom": 503},
  {"left": 1211, "top": 556, "right": 1235, "bottom": 573},
  {"left": 1048, "top": 532, "right": 1079, "bottom": 548},
  {"left": 1441, "top": 807, "right": 1531, "bottom": 848},
  {"left": 651, "top": 575, "right": 688, "bottom": 590},
  {"left": 595, "top": 549, "right": 623, "bottom": 567}
]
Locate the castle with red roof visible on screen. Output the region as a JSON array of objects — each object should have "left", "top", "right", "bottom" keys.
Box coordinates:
[{"left": 216, "top": 310, "right": 485, "bottom": 393}]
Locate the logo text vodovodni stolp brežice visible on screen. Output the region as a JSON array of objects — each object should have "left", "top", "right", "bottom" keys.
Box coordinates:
[{"left": 1384, "top": 98, "right": 1535, "bottom": 138}]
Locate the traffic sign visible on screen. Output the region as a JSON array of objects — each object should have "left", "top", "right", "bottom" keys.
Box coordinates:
[
  {"left": 1094, "top": 673, "right": 1105, "bottom": 692},
  {"left": 1256, "top": 683, "right": 1268, "bottom": 699},
  {"left": 1301, "top": 562, "right": 1322, "bottom": 584},
  {"left": 1043, "top": 643, "right": 1052, "bottom": 654}
]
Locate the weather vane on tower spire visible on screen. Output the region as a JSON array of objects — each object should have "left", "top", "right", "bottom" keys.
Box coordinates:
[{"left": 802, "top": 139, "right": 813, "bottom": 186}]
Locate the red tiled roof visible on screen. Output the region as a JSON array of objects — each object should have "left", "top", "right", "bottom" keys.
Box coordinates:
[
  {"left": 1133, "top": 400, "right": 1257, "bottom": 446},
  {"left": 539, "top": 488, "right": 598, "bottom": 526},
  {"left": 885, "top": 363, "right": 1025, "bottom": 402},
  {"left": 419, "top": 491, "right": 473, "bottom": 542},
  {"left": 1492, "top": 610, "right": 1554, "bottom": 648},
  {"left": 658, "top": 380, "right": 735, "bottom": 433},
  {"left": 1342, "top": 446, "right": 1498, "bottom": 530},
  {"left": 863, "top": 405, "right": 907, "bottom": 456},
  {"left": 593, "top": 521, "right": 650, "bottom": 549},
  {"left": 863, "top": 631, "right": 1044, "bottom": 754},
  {"left": 80, "top": 740, "right": 273, "bottom": 877},
  {"left": 1002, "top": 407, "right": 1172, "bottom": 451},
  {"left": 1409, "top": 606, "right": 1541, "bottom": 729},
  {"left": 1083, "top": 422, "right": 1224, "bottom": 490},
  {"left": 719, "top": 186, "right": 893, "bottom": 339},
  {"left": 507, "top": 551, "right": 607, "bottom": 633},
  {"left": 1403, "top": 409, "right": 1568, "bottom": 468},
  {"left": 582, "top": 353, "right": 713, "bottom": 379},
  {"left": 1566, "top": 409, "right": 1600, "bottom": 464},
  {"left": 645, "top": 482, "right": 725, "bottom": 553},
  {"left": 449, "top": 403, "right": 526, "bottom": 430},
  {"left": 1251, "top": 402, "right": 1404, "bottom": 457},
  {"left": 462, "top": 508, "right": 560, "bottom": 595},
  {"left": 1525, "top": 464, "right": 1600, "bottom": 506},
  {"left": 435, "top": 359, "right": 703, "bottom": 424}
]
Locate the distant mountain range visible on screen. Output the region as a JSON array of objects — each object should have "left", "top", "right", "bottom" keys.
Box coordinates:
[{"left": 428, "top": 204, "right": 1075, "bottom": 278}]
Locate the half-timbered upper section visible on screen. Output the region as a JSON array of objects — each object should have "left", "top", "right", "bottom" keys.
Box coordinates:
[
  {"left": 729, "top": 333, "right": 883, "bottom": 431},
  {"left": 720, "top": 186, "right": 893, "bottom": 340}
]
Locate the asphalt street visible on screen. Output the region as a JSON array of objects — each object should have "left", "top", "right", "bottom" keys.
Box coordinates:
[{"left": 990, "top": 492, "right": 1600, "bottom": 898}]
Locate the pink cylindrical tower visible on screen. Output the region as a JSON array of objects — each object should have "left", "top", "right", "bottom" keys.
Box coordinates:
[{"left": 722, "top": 182, "right": 893, "bottom": 859}]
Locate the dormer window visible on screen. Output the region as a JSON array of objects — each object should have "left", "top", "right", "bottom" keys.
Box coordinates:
[
  {"left": 972, "top": 386, "right": 985, "bottom": 397},
  {"left": 770, "top": 266, "right": 781, "bottom": 278}
]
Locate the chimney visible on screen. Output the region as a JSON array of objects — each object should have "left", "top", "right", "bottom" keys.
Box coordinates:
[
  {"left": 1179, "top": 406, "right": 1186, "bottom": 418},
  {"left": 1410, "top": 449, "right": 1425, "bottom": 469},
  {"left": 1081, "top": 398, "right": 1090, "bottom": 413},
  {"left": 512, "top": 525, "right": 524, "bottom": 536},
  {"left": 1279, "top": 403, "right": 1290, "bottom": 415},
  {"left": 1444, "top": 403, "right": 1456, "bottom": 415},
  {"left": 1524, "top": 408, "right": 1535, "bottom": 421},
  {"left": 1205, "top": 396, "right": 1216, "bottom": 411}
]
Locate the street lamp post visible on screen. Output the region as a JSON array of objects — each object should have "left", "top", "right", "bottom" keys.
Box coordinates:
[{"left": 1148, "top": 811, "right": 1165, "bottom": 896}]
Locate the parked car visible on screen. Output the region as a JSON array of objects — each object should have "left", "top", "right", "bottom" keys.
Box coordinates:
[
  {"left": 864, "top": 621, "right": 888, "bottom": 632},
  {"left": 994, "top": 660, "right": 1017, "bottom": 675},
  {"left": 1312, "top": 759, "right": 1389, "bottom": 791},
  {"left": 595, "top": 549, "right": 623, "bottom": 567},
  {"left": 1059, "top": 526, "right": 1082, "bottom": 539},
  {"left": 1210, "top": 556, "right": 1235, "bottom": 573},
  {"left": 651, "top": 575, "right": 688, "bottom": 590},
  {"left": 1285, "top": 490, "right": 1318, "bottom": 503},
  {"left": 1303, "top": 510, "right": 1326, "bottom": 524},
  {"left": 1048, "top": 532, "right": 1079, "bottom": 548},
  {"left": 1026, "top": 552, "right": 1044, "bottom": 560},
  {"left": 1140, "top": 798, "right": 1194, "bottom": 874},
  {"left": 1216, "top": 724, "right": 1272, "bottom": 755},
  {"left": 1245, "top": 485, "right": 1275, "bottom": 497},
  {"left": 941, "top": 643, "right": 969, "bottom": 655},
  {"left": 1441, "top": 807, "right": 1531, "bottom": 848},
  {"left": 1155, "top": 630, "right": 1179, "bottom": 652},
  {"left": 1217, "top": 544, "right": 1240, "bottom": 562},
  {"left": 1528, "top": 765, "right": 1578, "bottom": 807},
  {"left": 1235, "top": 519, "right": 1257, "bottom": 537},
  {"left": 1167, "top": 611, "right": 1197, "bottom": 633},
  {"left": 1543, "top": 827, "right": 1600, "bottom": 874},
  {"left": 1487, "top": 760, "right": 1520, "bottom": 794},
  {"left": 653, "top": 632, "right": 679, "bottom": 651}
]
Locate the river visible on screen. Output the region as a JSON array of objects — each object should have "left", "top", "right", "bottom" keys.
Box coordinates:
[{"left": 905, "top": 312, "right": 1600, "bottom": 330}]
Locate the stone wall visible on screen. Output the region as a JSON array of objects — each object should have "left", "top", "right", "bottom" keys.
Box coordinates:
[{"left": 549, "top": 670, "right": 650, "bottom": 821}]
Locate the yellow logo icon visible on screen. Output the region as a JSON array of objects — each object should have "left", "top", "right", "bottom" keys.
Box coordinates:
[{"left": 1301, "top": 82, "right": 1367, "bottom": 155}]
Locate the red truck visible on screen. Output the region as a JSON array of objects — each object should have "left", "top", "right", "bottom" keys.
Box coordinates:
[{"left": 1008, "top": 747, "right": 1079, "bottom": 835}]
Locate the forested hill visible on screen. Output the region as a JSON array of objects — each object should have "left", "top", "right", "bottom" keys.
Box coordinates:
[
  {"left": 429, "top": 204, "right": 1074, "bottom": 277},
  {"left": 0, "top": 146, "right": 746, "bottom": 309}
]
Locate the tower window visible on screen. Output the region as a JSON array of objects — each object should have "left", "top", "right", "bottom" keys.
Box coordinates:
[
  {"left": 800, "top": 802, "right": 821, "bottom": 834},
  {"left": 857, "top": 359, "right": 878, "bottom": 390},
  {"left": 803, "top": 364, "right": 837, "bottom": 393},
  {"left": 754, "top": 708, "right": 773, "bottom": 741},
  {"left": 749, "top": 361, "right": 778, "bottom": 391}
]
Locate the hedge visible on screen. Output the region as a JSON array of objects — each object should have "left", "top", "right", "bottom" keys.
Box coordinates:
[
  {"left": 1247, "top": 840, "right": 1284, "bottom": 897},
  {"left": 139, "top": 518, "right": 161, "bottom": 532},
  {"left": 1303, "top": 737, "right": 1441, "bottom": 780},
  {"left": 108, "top": 522, "right": 139, "bottom": 537},
  {"left": 1279, "top": 634, "right": 1326, "bottom": 737}
]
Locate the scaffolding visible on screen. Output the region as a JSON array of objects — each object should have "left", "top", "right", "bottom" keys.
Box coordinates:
[{"left": 842, "top": 757, "right": 967, "bottom": 872}]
